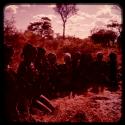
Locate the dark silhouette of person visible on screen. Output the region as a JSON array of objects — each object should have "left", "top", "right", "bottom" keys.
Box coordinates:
[
  {"left": 34, "top": 47, "right": 48, "bottom": 95},
  {"left": 23, "top": 47, "right": 55, "bottom": 114},
  {"left": 57, "top": 53, "right": 72, "bottom": 97},
  {"left": 35, "top": 47, "right": 46, "bottom": 72},
  {"left": 107, "top": 52, "right": 118, "bottom": 92},
  {"left": 91, "top": 52, "right": 107, "bottom": 93},
  {"left": 79, "top": 53, "right": 93, "bottom": 93},
  {"left": 4, "top": 44, "right": 17, "bottom": 121},
  {"left": 47, "top": 53, "right": 58, "bottom": 98},
  {"left": 57, "top": 63, "right": 66, "bottom": 96},
  {"left": 71, "top": 51, "right": 81, "bottom": 93},
  {"left": 16, "top": 43, "right": 37, "bottom": 114},
  {"left": 63, "top": 53, "right": 72, "bottom": 90}
]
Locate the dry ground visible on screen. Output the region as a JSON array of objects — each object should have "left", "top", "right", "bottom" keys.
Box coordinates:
[{"left": 18, "top": 85, "right": 122, "bottom": 123}]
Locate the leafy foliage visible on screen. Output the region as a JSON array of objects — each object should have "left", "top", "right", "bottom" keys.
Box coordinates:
[
  {"left": 90, "top": 28, "right": 118, "bottom": 47},
  {"left": 4, "top": 17, "right": 19, "bottom": 47},
  {"left": 27, "top": 17, "right": 54, "bottom": 39},
  {"left": 107, "top": 20, "right": 122, "bottom": 47},
  {"left": 107, "top": 20, "right": 122, "bottom": 34}
]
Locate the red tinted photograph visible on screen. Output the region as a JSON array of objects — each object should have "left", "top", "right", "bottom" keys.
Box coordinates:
[{"left": 4, "top": 3, "right": 122, "bottom": 122}]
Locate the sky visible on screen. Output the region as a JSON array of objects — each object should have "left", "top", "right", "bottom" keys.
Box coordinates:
[{"left": 4, "top": 4, "right": 122, "bottom": 39}]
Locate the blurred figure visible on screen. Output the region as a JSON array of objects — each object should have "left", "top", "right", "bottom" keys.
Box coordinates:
[
  {"left": 64, "top": 53, "right": 71, "bottom": 66},
  {"left": 57, "top": 53, "right": 72, "bottom": 96},
  {"left": 107, "top": 52, "right": 118, "bottom": 92},
  {"left": 47, "top": 53, "right": 58, "bottom": 98},
  {"left": 64, "top": 53, "right": 72, "bottom": 87},
  {"left": 34, "top": 47, "right": 48, "bottom": 95},
  {"left": 35, "top": 47, "right": 46, "bottom": 71},
  {"left": 71, "top": 51, "right": 81, "bottom": 93},
  {"left": 91, "top": 52, "right": 108, "bottom": 93},
  {"left": 4, "top": 45, "right": 14, "bottom": 69},
  {"left": 4, "top": 44, "right": 17, "bottom": 121},
  {"left": 79, "top": 53, "right": 93, "bottom": 93},
  {"left": 64, "top": 53, "right": 72, "bottom": 86},
  {"left": 16, "top": 43, "right": 37, "bottom": 114}
]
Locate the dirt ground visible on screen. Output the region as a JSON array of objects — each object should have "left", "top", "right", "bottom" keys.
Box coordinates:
[{"left": 26, "top": 86, "right": 122, "bottom": 123}]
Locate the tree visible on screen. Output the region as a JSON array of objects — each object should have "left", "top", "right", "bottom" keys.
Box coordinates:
[
  {"left": 4, "top": 17, "right": 26, "bottom": 71},
  {"left": 54, "top": 4, "right": 78, "bottom": 39},
  {"left": 27, "top": 17, "right": 54, "bottom": 39},
  {"left": 107, "top": 20, "right": 122, "bottom": 47},
  {"left": 4, "top": 17, "right": 20, "bottom": 48},
  {"left": 90, "top": 28, "right": 117, "bottom": 47},
  {"left": 107, "top": 20, "right": 122, "bottom": 34}
]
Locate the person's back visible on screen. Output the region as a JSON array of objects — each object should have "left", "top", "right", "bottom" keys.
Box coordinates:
[
  {"left": 35, "top": 47, "right": 47, "bottom": 73},
  {"left": 57, "top": 63, "right": 67, "bottom": 97},
  {"left": 4, "top": 44, "right": 17, "bottom": 121},
  {"left": 34, "top": 47, "right": 48, "bottom": 94},
  {"left": 16, "top": 43, "right": 37, "bottom": 114},
  {"left": 47, "top": 53, "right": 58, "bottom": 98},
  {"left": 71, "top": 51, "right": 81, "bottom": 91},
  {"left": 79, "top": 53, "right": 93, "bottom": 92},
  {"left": 63, "top": 53, "right": 72, "bottom": 92},
  {"left": 17, "top": 44, "right": 37, "bottom": 95},
  {"left": 91, "top": 52, "right": 107, "bottom": 93},
  {"left": 107, "top": 52, "right": 118, "bottom": 92}
]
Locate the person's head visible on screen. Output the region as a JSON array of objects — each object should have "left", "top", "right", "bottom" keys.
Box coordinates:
[
  {"left": 96, "top": 52, "right": 103, "bottom": 62},
  {"left": 22, "top": 43, "right": 36, "bottom": 64},
  {"left": 64, "top": 53, "right": 71, "bottom": 64},
  {"left": 72, "top": 51, "right": 81, "bottom": 62},
  {"left": 109, "top": 52, "right": 117, "bottom": 61},
  {"left": 47, "top": 53, "right": 57, "bottom": 65},
  {"left": 37, "top": 47, "right": 46, "bottom": 58},
  {"left": 81, "top": 53, "right": 92, "bottom": 64},
  {"left": 86, "top": 53, "right": 93, "bottom": 63},
  {"left": 4, "top": 44, "right": 14, "bottom": 67}
]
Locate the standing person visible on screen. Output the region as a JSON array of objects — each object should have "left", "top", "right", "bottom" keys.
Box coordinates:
[
  {"left": 71, "top": 51, "right": 81, "bottom": 94},
  {"left": 57, "top": 53, "right": 72, "bottom": 97},
  {"left": 107, "top": 52, "right": 118, "bottom": 92},
  {"left": 4, "top": 44, "right": 17, "bottom": 121},
  {"left": 34, "top": 47, "right": 48, "bottom": 95},
  {"left": 47, "top": 53, "right": 58, "bottom": 98},
  {"left": 91, "top": 52, "right": 107, "bottom": 93},
  {"left": 63, "top": 53, "right": 72, "bottom": 92},
  {"left": 79, "top": 53, "right": 93, "bottom": 93},
  {"left": 16, "top": 43, "right": 37, "bottom": 114}
]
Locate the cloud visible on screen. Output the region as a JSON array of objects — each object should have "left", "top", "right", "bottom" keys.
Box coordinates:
[
  {"left": 48, "top": 5, "right": 56, "bottom": 8},
  {"left": 68, "top": 15, "right": 85, "bottom": 23},
  {"left": 97, "top": 13, "right": 113, "bottom": 18},
  {"left": 111, "top": 5, "right": 122, "bottom": 15},
  {"left": 32, "top": 14, "right": 56, "bottom": 22},
  {"left": 94, "top": 5, "right": 113, "bottom": 20},
  {"left": 96, "top": 5, "right": 112, "bottom": 16},
  {"left": 53, "top": 5, "right": 122, "bottom": 38},
  {"left": 95, "top": 21, "right": 106, "bottom": 27},
  {"left": 78, "top": 11, "right": 95, "bottom": 18},
  {"left": 56, "top": 20, "right": 62, "bottom": 24},
  {"left": 77, "top": 6, "right": 114, "bottom": 22},
  {"left": 96, "top": 5, "right": 122, "bottom": 24},
  {"left": 87, "top": 5, "right": 122, "bottom": 29},
  {"left": 111, "top": 14, "right": 122, "bottom": 24},
  {"left": 5, "top": 5, "right": 18, "bottom": 14}
]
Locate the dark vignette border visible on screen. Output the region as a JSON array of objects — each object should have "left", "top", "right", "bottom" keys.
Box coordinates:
[{"left": 0, "top": 0, "right": 124, "bottom": 125}]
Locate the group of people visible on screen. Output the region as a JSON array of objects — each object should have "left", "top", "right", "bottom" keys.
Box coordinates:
[{"left": 4, "top": 43, "right": 120, "bottom": 120}]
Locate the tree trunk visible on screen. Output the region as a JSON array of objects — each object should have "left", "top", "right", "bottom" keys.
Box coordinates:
[{"left": 63, "top": 22, "right": 66, "bottom": 39}]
